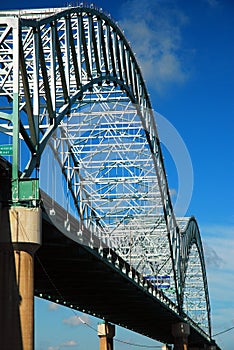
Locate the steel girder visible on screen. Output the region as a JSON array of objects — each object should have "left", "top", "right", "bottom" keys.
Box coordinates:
[{"left": 0, "top": 6, "right": 211, "bottom": 338}]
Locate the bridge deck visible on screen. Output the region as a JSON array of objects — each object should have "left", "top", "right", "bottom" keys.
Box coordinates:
[
  {"left": 0, "top": 156, "right": 217, "bottom": 348},
  {"left": 35, "top": 209, "right": 212, "bottom": 347}
]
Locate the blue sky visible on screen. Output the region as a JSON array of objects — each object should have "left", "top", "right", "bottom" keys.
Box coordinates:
[{"left": 0, "top": 0, "right": 233, "bottom": 349}]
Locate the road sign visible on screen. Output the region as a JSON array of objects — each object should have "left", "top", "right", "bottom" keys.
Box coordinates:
[
  {"left": 144, "top": 275, "right": 171, "bottom": 289},
  {"left": 0, "top": 144, "right": 13, "bottom": 156}
]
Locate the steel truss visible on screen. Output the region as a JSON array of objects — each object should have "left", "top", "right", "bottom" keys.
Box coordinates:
[{"left": 0, "top": 5, "right": 211, "bottom": 337}]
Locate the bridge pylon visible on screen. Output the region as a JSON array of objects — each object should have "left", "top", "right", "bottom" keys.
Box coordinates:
[
  {"left": 98, "top": 322, "right": 115, "bottom": 350},
  {"left": 0, "top": 205, "right": 41, "bottom": 350},
  {"left": 172, "top": 322, "right": 190, "bottom": 350}
]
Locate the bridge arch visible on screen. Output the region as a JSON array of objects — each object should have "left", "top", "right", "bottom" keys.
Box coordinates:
[
  {"left": 33, "top": 5, "right": 178, "bottom": 300},
  {"left": 179, "top": 217, "right": 211, "bottom": 336},
  {"left": 2, "top": 5, "right": 180, "bottom": 303}
]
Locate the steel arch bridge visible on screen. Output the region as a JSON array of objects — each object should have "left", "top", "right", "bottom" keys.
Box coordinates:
[{"left": 0, "top": 5, "right": 211, "bottom": 342}]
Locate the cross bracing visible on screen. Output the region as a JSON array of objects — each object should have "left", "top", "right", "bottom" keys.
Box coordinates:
[
  {"left": 51, "top": 96, "right": 174, "bottom": 289},
  {"left": 0, "top": 5, "right": 211, "bottom": 340}
]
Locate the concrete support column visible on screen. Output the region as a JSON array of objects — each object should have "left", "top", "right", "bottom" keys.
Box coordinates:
[
  {"left": 98, "top": 322, "right": 115, "bottom": 350},
  {"left": 172, "top": 322, "right": 190, "bottom": 350},
  {"left": 0, "top": 205, "right": 41, "bottom": 350},
  {"left": 14, "top": 248, "right": 35, "bottom": 350}
]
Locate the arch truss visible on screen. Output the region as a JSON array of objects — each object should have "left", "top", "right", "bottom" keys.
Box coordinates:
[{"left": 0, "top": 5, "right": 211, "bottom": 339}]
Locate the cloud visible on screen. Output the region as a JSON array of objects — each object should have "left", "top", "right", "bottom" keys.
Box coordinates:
[
  {"left": 48, "top": 302, "right": 59, "bottom": 311},
  {"left": 119, "top": 0, "right": 190, "bottom": 93},
  {"left": 203, "top": 243, "right": 224, "bottom": 268},
  {"left": 61, "top": 340, "right": 77, "bottom": 347},
  {"left": 63, "top": 314, "right": 90, "bottom": 327},
  {"left": 48, "top": 340, "right": 78, "bottom": 350},
  {"left": 202, "top": 225, "right": 234, "bottom": 268}
]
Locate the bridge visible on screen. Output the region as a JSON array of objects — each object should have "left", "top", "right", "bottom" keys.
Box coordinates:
[{"left": 0, "top": 5, "right": 220, "bottom": 350}]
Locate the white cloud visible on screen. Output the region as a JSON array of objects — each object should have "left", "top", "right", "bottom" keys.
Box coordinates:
[
  {"left": 61, "top": 340, "right": 77, "bottom": 347},
  {"left": 203, "top": 243, "right": 224, "bottom": 269},
  {"left": 119, "top": 0, "right": 190, "bottom": 93},
  {"left": 202, "top": 225, "right": 234, "bottom": 268},
  {"left": 48, "top": 302, "right": 59, "bottom": 311},
  {"left": 63, "top": 314, "right": 90, "bottom": 327},
  {"left": 48, "top": 340, "right": 78, "bottom": 350}
]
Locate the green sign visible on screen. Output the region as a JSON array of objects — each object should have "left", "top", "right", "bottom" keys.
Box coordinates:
[{"left": 0, "top": 144, "right": 13, "bottom": 156}]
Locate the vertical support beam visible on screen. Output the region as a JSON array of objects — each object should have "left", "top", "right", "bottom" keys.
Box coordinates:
[
  {"left": 0, "top": 205, "right": 41, "bottom": 350},
  {"left": 33, "top": 25, "right": 40, "bottom": 142},
  {"left": 65, "top": 16, "right": 71, "bottom": 97},
  {"left": 50, "top": 22, "right": 56, "bottom": 111},
  {"left": 98, "top": 322, "right": 115, "bottom": 350},
  {"left": 172, "top": 322, "right": 190, "bottom": 350},
  {"left": 11, "top": 18, "right": 20, "bottom": 203}
]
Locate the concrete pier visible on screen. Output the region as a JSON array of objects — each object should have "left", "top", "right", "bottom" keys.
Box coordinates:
[
  {"left": 0, "top": 205, "right": 41, "bottom": 350},
  {"left": 98, "top": 322, "right": 115, "bottom": 350},
  {"left": 172, "top": 322, "right": 190, "bottom": 350}
]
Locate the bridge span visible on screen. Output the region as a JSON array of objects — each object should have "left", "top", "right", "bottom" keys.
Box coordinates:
[
  {"left": 0, "top": 157, "right": 220, "bottom": 349},
  {"left": 0, "top": 5, "right": 221, "bottom": 350}
]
